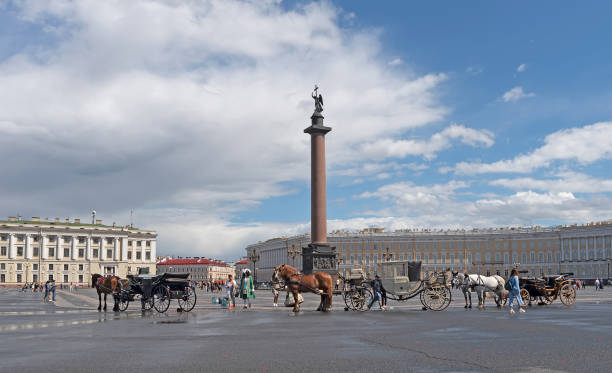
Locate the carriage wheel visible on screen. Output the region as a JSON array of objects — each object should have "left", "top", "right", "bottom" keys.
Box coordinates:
[
  {"left": 422, "top": 285, "right": 452, "bottom": 311},
  {"left": 343, "top": 290, "right": 353, "bottom": 310},
  {"left": 142, "top": 297, "right": 154, "bottom": 311},
  {"left": 540, "top": 293, "right": 554, "bottom": 305},
  {"left": 350, "top": 288, "right": 373, "bottom": 311},
  {"left": 178, "top": 287, "right": 197, "bottom": 312},
  {"left": 153, "top": 286, "right": 171, "bottom": 313},
  {"left": 559, "top": 283, "right": 576, "bottom": 306},
  {"left": 520, "top": 289, "right": 530, "bottom": 306},
  {"left": 118, "top": 295, "right": 130, "bottom": 312}
]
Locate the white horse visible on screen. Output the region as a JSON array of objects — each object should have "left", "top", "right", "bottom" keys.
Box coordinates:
[{"left": 452, "top": 272, "right": 505, "bottom": 309}]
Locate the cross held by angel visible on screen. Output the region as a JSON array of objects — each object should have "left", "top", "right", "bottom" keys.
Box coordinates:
[{"left": 312, "top": 85, "right": 324, "bottom": 114}]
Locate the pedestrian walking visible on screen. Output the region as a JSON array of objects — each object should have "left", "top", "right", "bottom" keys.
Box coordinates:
[
  {"left": 50, "top": 279, "right": 57, "bottom": 302},
  {"left": 272, "top": 284, "right": 279, "bottom": 307},
  {"left": 238, "top": 269, "right": 255, "bottom": 309},
  {"left": 335, "top": 278, "right": 340, "bottom": 291},
  {"left": 226, "top": 274, "right": 237, "bottom": 309},
  {"left": 367, "top": 275, "right": 384, "bottom": 310},
  {"left": 595, "top": 278, "right": 600, "bottom": 291},
  {"left": 507, "top": 268, "right": 526, "bottom": 314},
  {"left": 43, "top": 280, "right": 49, "bottom": 302}
]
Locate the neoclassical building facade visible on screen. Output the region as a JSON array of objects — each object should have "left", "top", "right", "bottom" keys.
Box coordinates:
[
  {"left": 0, "top": 216, "right": 157, "bottom": 286},
  {"left": 157, "top": 258, "right": 234, "bottom": 283},
  {"left": 246, "top": 222, "right": 612, "bottom": 282}
]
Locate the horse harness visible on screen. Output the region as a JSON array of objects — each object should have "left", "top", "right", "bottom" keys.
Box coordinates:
[
  {"left": 285, "top": 273, "right": 323, "bottom": 295},
  {"left": 469, "top": 274, "right": 503, "bottom": 293}
]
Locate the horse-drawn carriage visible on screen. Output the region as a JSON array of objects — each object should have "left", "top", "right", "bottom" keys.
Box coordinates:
[
  {"left": 338, "top": 266, "right": 370, "bottom": 311},
  {"left": 518, "top": 272, "right": 576, "bottom": 306},
  {"left": 118, "top": 272, "right": 197, "bottom": 313},
  {"left": 341, "top": 261, "right": 452, "bottom": 311}
]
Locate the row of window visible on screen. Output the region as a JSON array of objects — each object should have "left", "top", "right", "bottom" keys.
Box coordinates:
[
  {"left": 0, "top": 273, "right": 86, "bottom": 283},
  {"left": 0, "top": 247, "right": 151, "bottom": 260},
  {"left": 0, "top": 234, "right": 152, "bottom": 247},
  {"left": 0, "top": 263, "right": 86, "bottom": 271},
  {"left": 336, "top": 237, "right": 612, "bottom": 251},
  {"left": 341, "top": 248, "right": 612, "bottom": 266}
]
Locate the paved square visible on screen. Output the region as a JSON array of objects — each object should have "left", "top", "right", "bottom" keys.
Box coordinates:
[{"left": 2, "top": 287, "right": 612, "bottom": 372}]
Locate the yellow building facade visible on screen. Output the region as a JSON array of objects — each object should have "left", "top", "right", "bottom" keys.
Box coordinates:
[
  {"left": 246, "top": 222, "right": 612, "bottom": 281},
  {"left": 0, "top": 217, "right": 157, "bottom": 286}
]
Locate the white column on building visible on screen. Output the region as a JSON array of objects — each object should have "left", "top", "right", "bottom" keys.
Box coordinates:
[
  {"left": 99, "top": 238, "right": 104, "bottom": 261},
  {"left": 141, "top": 240, "right": 146, "bottom": 263},
  {"left": 150, "top": 240, "right": 157, "bottom": 263},
  {"left": 25, "top": 234, "right": 33, "bottom": 259},
  {"left": 8, "top": 233, "right": 16, "bottom": 259},
  {"left": 569, "top": 238, "right": 573, "bottom": 261},
  {"left": 121, "top": 237, "right": 128, "bottom": 261},
  {"left": 56, "top": 235, "right": 61, "bottom": 260},
  {"left": 71, "top": 236, "right": 77, "bottom": 260},
  {"left": 85, "top": 236, "right": 91, "bottom": 260},
  {"left": 41, "top": 234, "right": 48, "bottom": 259},
  {"left": 113, "top": 238, "right": 119, "bottom": 261},
  {"left": 585, "top": 237, "right": 589, "bottom": 260}
]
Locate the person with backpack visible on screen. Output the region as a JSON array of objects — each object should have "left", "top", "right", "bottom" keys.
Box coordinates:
[{"left": 507, "top": 269, "right": 525, "bottom": 314}]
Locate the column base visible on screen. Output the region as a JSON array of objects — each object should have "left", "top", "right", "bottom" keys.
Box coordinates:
[{"left": 302, "top": 243, "right": 337, "bottom": 275}]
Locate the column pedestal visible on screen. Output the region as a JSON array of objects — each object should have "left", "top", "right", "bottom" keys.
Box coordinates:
[{"left": 302, "top": 243, "right": 336, "bottom": 275}]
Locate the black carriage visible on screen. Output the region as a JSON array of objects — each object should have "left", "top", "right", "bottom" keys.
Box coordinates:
[
  {"left": 118, "top": 272, "right": 197, "bottom": 313},
  {"left": 518, "top": 272, "right": 576, "bottom": 306},
  {"left": 340, "top": 261, "right": 452, "bottom": 311},
  {"left": 338, "top": 266, "right": 371, "bottom": 311}
]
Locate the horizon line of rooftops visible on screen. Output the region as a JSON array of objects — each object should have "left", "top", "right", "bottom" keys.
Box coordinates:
[
  {"left": 249, "top": 220, "right": 612, "bottom": 246},
  {"left": 157, "top": 256, "right": 231, "bottom": 266}
]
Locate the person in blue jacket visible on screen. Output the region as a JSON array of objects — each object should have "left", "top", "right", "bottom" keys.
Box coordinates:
[{"left": 508, "top": 268, "right": 526, "bottom": 314}]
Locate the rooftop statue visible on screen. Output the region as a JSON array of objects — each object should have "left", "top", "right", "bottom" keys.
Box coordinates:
[{"left": 312, "top": 85, "right": 323, "bottom": 114}]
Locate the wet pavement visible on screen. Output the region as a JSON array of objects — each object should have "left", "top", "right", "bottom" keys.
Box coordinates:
[{"left": 2, "top": 287, "right": 612, "bottom": 372}]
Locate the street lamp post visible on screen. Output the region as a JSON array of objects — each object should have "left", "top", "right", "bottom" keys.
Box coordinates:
[
  {"left": 383, "top": 247, "right": 392, "bottom": 262},
  {"left": 287, "top": 246, "right": 301, "bottom": 268},
  {"left": 248, "top": 251, "right": 260, "bottom": 284}
]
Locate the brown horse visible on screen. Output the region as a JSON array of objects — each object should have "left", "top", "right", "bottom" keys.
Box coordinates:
[
  {"left": 272, "top": 264, "right": 333, "bottom": 312},
  {"left": 91, "top": 274, "right": 124, "bottom": 312}
]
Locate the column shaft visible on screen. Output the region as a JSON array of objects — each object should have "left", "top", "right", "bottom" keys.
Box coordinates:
[
  {"left": 25, "top": 234, "right": 32, "bottom": 259},
  {"left": 71, "top": 236, "right": 77, "bottom": 260},
  {"left": 41, "top": 235, "right": 48, "bottom": 259},
  {"left": 310, "top": 133, "right": 327, "bottom": 244},
  {"left": 121, "top": 238, "right": 128, "bottom": 261},
  {"left": 113, "top": 238, "right": 119, "bottom": 261},
  {"left": 8, "top": 234, "right": 16, "bottom": 259}
]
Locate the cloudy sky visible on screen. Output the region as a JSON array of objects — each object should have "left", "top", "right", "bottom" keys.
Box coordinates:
[{"left": 1, "top": 1, "right": 612, "bottom": 260}]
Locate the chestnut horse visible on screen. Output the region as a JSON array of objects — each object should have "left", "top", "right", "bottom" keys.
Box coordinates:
[
  {"left": 91, "top": 274, "right": 124, "bottom": 312},
  {"left": 272, "top": 264, "right": 333, "bottom": 312}
]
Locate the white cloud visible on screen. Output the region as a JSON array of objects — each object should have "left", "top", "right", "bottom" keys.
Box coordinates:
[
  {"left": 491, "top": 172, "right": 612, "bottom": 194},
  {"left": 517, "top": 63, "right": 527, "bottom": 72},
  {"left": 360, "top": 124, "right": 494, "bottom": 160},
  {"left": 0, "top": 0, "right": 451, "bottom": 259},
  {"left": 466, "top": 66, "right": 483, "bottom": 75},
  {"left": 502, "top": 86, "right": 535, "bottom": 102},
  {"left": 354, "top": 180, "right": 612, "bottom": 230},
  {"left": 388, "top": 58, "right": 402, "bottom": 66},
  {"left": 453, "top": 121, "right": 612, "bottom": 174}
]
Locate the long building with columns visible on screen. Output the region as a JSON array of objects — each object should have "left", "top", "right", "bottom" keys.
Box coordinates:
[
  {"left": 0, "top": 216, "right": 157, "bottom": 286},
  {"left": 246, "top": 221, "right": 612, "bottom": 283}
]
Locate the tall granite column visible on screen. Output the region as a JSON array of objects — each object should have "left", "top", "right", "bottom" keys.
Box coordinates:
[{"left": 302, "top": 87, "right": 336, "bottom": 275}]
